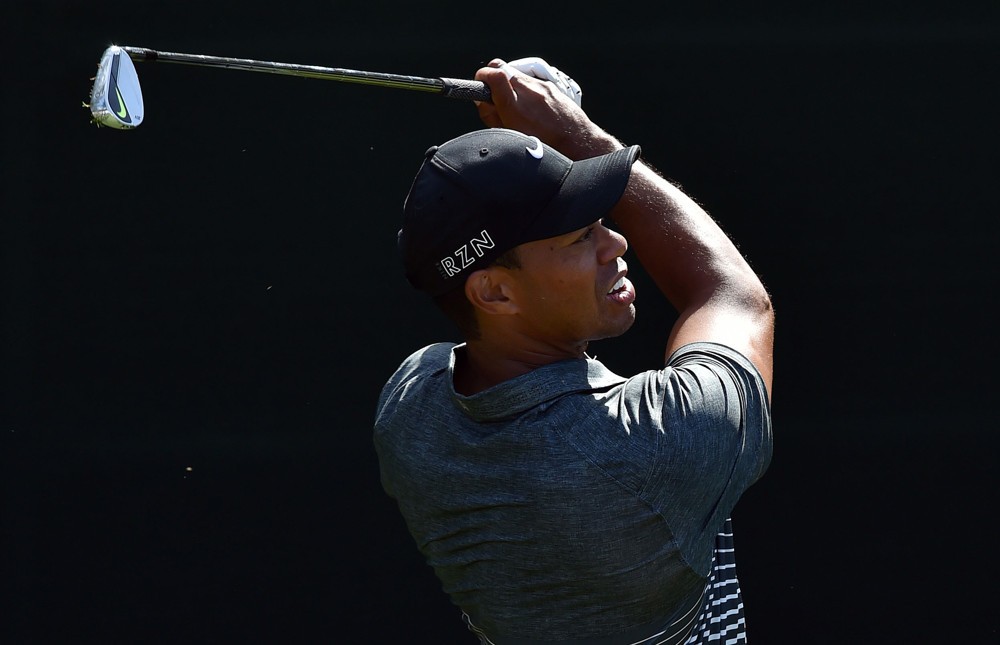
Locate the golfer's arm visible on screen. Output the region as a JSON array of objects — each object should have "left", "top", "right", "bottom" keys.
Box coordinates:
[
  {"left": 470, "top": 65, "right": 773, "bottom": 392},
  {"left": 611, "top": 161, "right": 774, "bottom": 396}
]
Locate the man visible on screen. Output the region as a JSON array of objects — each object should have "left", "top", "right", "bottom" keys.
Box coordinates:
[{"left": 374, "top": 58, "right": 774, "bottom": 644}]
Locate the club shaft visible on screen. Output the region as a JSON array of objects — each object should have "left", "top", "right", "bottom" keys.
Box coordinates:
[{"left": 120, "top": 46, "right": 490, "bottom": 101}]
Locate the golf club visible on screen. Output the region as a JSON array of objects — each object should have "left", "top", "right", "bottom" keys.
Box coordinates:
[{"left": 88, "top": 45, "right": 492, "bottom": 130}]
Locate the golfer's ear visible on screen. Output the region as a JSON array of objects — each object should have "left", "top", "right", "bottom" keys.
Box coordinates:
[{"left": 465, "top": 268, "right": 519, "bottom": 315}]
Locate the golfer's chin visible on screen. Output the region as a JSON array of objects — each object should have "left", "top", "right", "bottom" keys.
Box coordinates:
[{"left": 591, "top": 305, "right": 637, "bottom": 342}]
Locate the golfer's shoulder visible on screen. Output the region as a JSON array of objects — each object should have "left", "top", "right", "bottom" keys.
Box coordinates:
[
  {"left": 403, "top": 342, "right": 455, "bottom": 372},
  {"left": 623, "top": 342, "right": 767, "bottom": 408},
  {"left": 664, "top": 342, "right": 765, "bottom": 387},
  {"left": 376, "top": 343, "right": 455, "bottom": 415},
  {"left": 658, "top": 342, "right": 771, "bottom": 416},
  {"left": 385, "top": 342, "right": 454, "bottom": 388}
]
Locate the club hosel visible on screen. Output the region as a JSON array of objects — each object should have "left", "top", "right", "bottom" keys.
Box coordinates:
[{"left": 121, "top": 46, "right": 158, "bottom": 62}]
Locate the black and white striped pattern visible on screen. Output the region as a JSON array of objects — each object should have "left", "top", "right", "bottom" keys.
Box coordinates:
[{"left": 683, "top": 518, "right": 748, "bottom": 644}]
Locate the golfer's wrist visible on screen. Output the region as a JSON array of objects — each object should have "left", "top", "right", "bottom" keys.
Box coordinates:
[{"left": 562, "top": 127, "right": 624, "bottom": 161}]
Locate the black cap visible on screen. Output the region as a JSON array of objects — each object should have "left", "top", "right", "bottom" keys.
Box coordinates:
[{"left": 399, "top": 128, "right": 640, "bottom": 296}]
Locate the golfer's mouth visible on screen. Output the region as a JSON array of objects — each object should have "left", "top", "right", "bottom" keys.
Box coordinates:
[
  {"left": 608, "top": 275, "right": 627, "bottom": 294},
  {"left": 607, "top": 273, "right": 635, "bottom": 305}
]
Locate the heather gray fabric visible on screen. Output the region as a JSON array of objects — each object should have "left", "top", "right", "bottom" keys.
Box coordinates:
[{"left": 373, "top": 342, "right": 771, "bottom": 643}]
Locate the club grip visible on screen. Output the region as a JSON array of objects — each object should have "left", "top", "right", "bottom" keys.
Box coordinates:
[{"left": 440, "top": 78, "right": 492, "bottom": 103}]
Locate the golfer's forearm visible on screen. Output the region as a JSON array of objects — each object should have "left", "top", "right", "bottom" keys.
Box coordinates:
[
  {"left": 557, "top": 123, "right": 768, "bottom": 312},
  {"left": 611, "top": 162, "right": 769, "bottom": 314}
]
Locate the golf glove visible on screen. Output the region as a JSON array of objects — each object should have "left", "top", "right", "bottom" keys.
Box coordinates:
[{"left": 503, "top": 57, "right": 583, "bottom": 107}]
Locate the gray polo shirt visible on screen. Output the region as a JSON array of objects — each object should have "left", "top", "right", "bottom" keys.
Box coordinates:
[{"left": 374, "top": 341, "right": 771, "bottom": 643}]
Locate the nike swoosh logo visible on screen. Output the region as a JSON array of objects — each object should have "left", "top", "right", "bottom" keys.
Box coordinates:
[
  {"left": 115, "top": 87, "right": 128, "bottom": 118},
  {"left": 525, "top": 136, "right": 544, "bottom": 160},
  {"left": 109, "top": 52, "right": 130, "bottom": 122}
]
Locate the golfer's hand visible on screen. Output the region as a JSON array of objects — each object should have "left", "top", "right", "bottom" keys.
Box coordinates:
[
  {"left": 506, "top": 57, "right": 582, "bottom": 106},
  {"left": 475, "top": 59, "right": 614, "bottom": 160}
]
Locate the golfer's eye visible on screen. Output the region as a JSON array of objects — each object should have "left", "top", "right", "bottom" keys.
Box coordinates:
[{"left": 575, "top": 227, "right": 594, "bottom": 243}]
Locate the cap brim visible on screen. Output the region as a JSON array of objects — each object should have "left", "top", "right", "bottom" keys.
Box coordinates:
[{"left": 524, "top": 144, "right": 641, "bottom": 241}]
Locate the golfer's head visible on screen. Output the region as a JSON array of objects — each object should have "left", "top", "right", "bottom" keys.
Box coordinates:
[{"left": 398, "top": 128, "right": 640, "bottom": 297}]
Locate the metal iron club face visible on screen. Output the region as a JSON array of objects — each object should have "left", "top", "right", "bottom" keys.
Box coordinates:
[{"left": 89, "top": 46, "right": 144, "bottom": 129}]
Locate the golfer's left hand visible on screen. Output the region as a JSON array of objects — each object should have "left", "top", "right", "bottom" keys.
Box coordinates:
[
  {"left": 505, "top": 57, "right": 582, "bottom": 106},
  {"left": 475, "top": 58, "right": 599, "bottom": 158}
]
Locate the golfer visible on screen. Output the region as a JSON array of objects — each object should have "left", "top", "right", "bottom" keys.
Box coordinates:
[{"left": 374, "top": 58, "right": 774, "bottom": 645}]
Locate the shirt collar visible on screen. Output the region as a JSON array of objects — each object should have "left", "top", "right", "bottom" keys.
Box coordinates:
[{"left": 446, "top": 344, "right": 627, "bottom": 422}]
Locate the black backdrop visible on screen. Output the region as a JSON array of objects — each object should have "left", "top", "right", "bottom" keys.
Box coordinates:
[{"left": 3, "top": 2, "right": 998, "bottom": 643}]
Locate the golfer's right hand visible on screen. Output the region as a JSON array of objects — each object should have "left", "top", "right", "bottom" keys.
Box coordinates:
[
  {"left": 475, "top": 58, "right": 602, "bottom": 160},
  {"left": 506, "top": 57, "right": 583, "bottom": 106}
]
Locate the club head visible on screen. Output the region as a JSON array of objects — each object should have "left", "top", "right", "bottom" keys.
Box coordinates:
[{"left": 89, "top": 45, "right": 144, "bottom": 130}]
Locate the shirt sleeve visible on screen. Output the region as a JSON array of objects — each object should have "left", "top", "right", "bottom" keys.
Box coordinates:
[{"left": 626, "top": 342, "right": 773, "bottom": 575}]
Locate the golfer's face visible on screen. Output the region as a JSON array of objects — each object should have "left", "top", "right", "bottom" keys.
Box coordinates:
[{"left": 507, "top": 220, "right": 636, "bottom": 344}]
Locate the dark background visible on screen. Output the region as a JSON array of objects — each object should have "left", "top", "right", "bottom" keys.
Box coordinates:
[{"left": 3, "top": 1, "right": 998, "bottom": 643}]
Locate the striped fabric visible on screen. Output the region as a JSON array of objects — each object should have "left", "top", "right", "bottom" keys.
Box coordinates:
[{"left": 684, "top": 519, "right": 748, "bottom": 644}]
